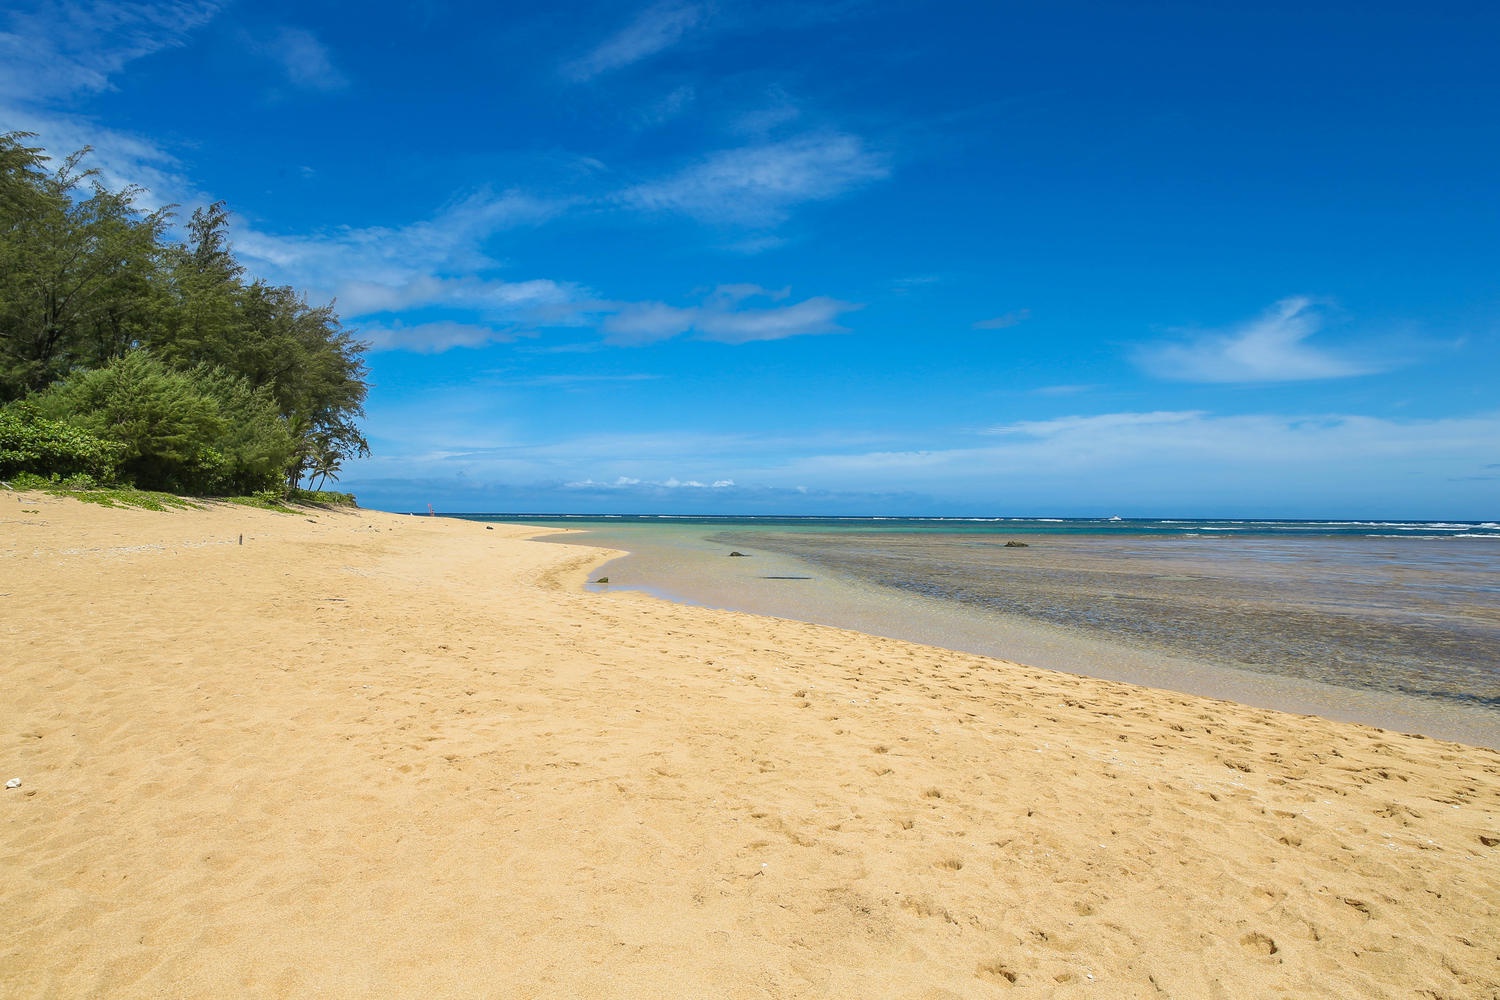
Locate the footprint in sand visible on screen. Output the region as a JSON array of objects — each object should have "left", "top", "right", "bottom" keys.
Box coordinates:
[{"left": 1239, "top": 931, "right": 1279, "bottom": 956}]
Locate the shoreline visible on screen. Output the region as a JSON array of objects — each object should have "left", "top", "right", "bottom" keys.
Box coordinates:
[
  {"left": 533, "top": 524, "right": 1500, "bottom": 750},
  {"left": 4, "top": 493, "right": 1499, "bottom": 998}
]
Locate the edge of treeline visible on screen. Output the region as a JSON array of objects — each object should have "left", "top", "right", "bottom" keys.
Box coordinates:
[
  {"left": 5, "top": 473, "right": 357, "bottom": 512},
  {"left": 1, "top": 131, "right": 371, "bottom": 504}
]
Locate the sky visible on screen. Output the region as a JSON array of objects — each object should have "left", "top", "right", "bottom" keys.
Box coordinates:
[{"left": 4, "top": 0, "right": 1498, "bottom": 517}]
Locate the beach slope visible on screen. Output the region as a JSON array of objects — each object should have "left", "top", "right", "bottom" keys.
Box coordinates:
[{"left": 2, "top": 494, "right": 1497, "bottom": 998}]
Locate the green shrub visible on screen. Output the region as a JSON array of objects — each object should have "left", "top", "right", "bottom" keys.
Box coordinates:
[
  {"left": 30, "top": 352, "right": 292, "bottom": 495},
  {"left": 286, "top": 486, "right": 357, "bottom": 507},
  {"left": 0, "top": 405, "right": 122, "bottom": 481}
]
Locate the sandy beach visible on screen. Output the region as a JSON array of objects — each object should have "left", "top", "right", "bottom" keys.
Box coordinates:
[{"left": 3, "top": 493, "right": 1498, "bottom": 999}]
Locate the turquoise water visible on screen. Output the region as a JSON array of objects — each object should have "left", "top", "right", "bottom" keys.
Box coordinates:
[{"left": 452, "top": 515, "right": 1500, "bottom": 747}]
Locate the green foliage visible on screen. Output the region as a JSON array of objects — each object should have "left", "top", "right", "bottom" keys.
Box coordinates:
[
  {"left": 0, "top": 132, "right": 370, "bottom": 498},
  {"left": 64, "top": 486, "right": 198, "bottom": 511},
  {"left": 0, "top": 403, "right": 122, "bottom": 480},
  {"left": 152, "top": 207, "right": 370, "bottom": 487},
  {"left": 288, "top": 486, "right": 357, "bottom": 507},
  {"left": 6, "top": 472, "right": 197, "bottom": 510},
  {"left": 187, "top": 364, "right": 297, "bottom": 494},
  {"left": 0, "top": 133, "right": 171, "bottom": 398},
  {"left": 33, "top": 351, "right": 223, "bottom": 492},
  {"left": 32, "top": 352, "right": 292, "bottom": 495},
  {"left": 224, "top": 486, "right": 357, "bottom": 510}
]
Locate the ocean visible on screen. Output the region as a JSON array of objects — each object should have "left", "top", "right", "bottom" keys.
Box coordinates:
[{"left": 452, "top": 515, "right": 1500, "bottom": 748}]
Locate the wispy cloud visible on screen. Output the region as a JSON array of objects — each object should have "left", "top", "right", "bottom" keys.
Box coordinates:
[
  {"left": 761, "top": 410, "right": 1500, "bottom": 514},
  {"left": 620, "top": 132, "right": 889, "bottom": 226},
  {"left": 0, "top": 0, "right": 223, "bottom": 104},
  {"left": 0, "top": 0, "right": 225, "bottom": 206},
  {"left": 1135, "top": 297, "right": 1384, "bottom": 383},
  {"left": 732, "top": 92, "right": 801, "bottom": 136},
  {"left": 344, "top": 406, "right": 1500, "bottom": 516},
  {"left": 696, "top": 296, "right": 858, "bottom": 344},
  {"left": 973, "top": 309, "right": 1030, "bottom": 330},
  {"left": 602, "top": 286, "right": 860, "bottom": 345},
  {"left": 0, "top": 108, "right": 196, "bottom": 209},
  {"left": 565, "top": 475, "right": 736, "bottom": 490},
  {"left": 235, "top": 188, "right": 574, "bottom": 314},
  {"left": 338, "top": 275, "right": 580, "bottom": 321},
  {"left": 256, "top": 25, "right": 348, "bottom": 92},
  {"left": 968, "top": 409, "right": 1500, "bottom": 470},
  {"left": 358, "top": 321, "right": 523, "bottom": 354},
  {"left": 563, "top": 0, "right": 703, "bottom": 81},
  {"left": 632, "top": 84, "right": 696, "bottom": 128},
  {"left": 235, "top": 189, "right": 864, "bottom": 352},
  {"left": 489, "top": 373, "right": 663, "bottom": 388}
]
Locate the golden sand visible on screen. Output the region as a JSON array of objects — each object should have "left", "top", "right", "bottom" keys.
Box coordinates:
[{"left": 2, "top": 493, "right": 1497, "bottom": 998}]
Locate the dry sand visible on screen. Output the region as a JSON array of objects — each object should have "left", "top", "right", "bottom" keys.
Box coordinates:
[{"left": 2, "top": 492, "right": 1498, "bottom": 999}]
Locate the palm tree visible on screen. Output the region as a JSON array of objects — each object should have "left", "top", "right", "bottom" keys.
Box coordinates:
[{"left": 308, "top": 435, "right": 342, "bottom": 491}]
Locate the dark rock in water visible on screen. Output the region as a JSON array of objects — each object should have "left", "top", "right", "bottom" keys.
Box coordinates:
[
  {"left": 1004, "top": 540, "right": 1029, "bottom": 547},
  {"left": 595, "top": 576, "right": 610, "bottom": 584},
  {"left": 729, "top": 551, "right": 749, "bottom": 557}
]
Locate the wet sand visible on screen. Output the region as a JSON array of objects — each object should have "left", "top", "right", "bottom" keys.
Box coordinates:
[
  {"left": 3, "top": 493, "right": 1499, "bottom": 998},
  {"left": 547, "top": 522, "right": 1500, "bottom": 749}
]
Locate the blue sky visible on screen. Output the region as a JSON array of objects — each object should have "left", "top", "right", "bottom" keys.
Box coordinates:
[{"left": 5, "top": 0, "right": 1498, "bottom": 517}]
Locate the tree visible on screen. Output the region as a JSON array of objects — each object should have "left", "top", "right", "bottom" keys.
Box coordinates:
[
  {"left": 152, "top": 214, "right": 370, "bottom": 487},
  {"left": 306, "top": 433, "right": 344, "bottom": 491},
  {"left": 234, "top": 281, "right": 368, "bottom": 486},
  {"left": 188, "top": 364, "right": 298, "bottom": 494},
  {"left": 0, "top": 131, "right": 370, "bottom": 495},
  {"left": 0, "top": 134, "right": 170, "bottom": 399},
  {"left": 153, "top": 200, "right": 245, "bottom": 371}
]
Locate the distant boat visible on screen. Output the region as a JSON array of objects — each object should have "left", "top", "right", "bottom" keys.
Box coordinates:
[{"left": 1108, "top": 515, "right": 1123, "bottom": 521}]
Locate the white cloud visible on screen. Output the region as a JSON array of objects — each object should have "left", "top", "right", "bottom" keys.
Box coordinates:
[
  {"left": 724, "top": 234, "right": 788, "bottom": 255},
  {"left": 338, "top": 275, "right": 579, "bottom": 320},
  {"left": 0, "top": 1, "right": 224, "bottom": 207},
  {"left": 600, "top": 303, "right": 697, "bottom": 344},
  {"left": 620, "top": 132, "right": 889, "bottom": 225},
  {"left": 564, "top": 476, "right": 736, "bottom": 490},
  {"left": 973, "top": 309, "right": 1030, "bottom": 330},
  {"left": 1136, "top": 297, "right": 1383, "bottom": 383},
  {"left": 696, "top": 296, "right": 858, "bottom": 344},
  {"left": 563, "top": 0, "right": 703, "bottom": 81},
  {"left": 601, "top": 288, "right": 860, "bottom": 345},
  {"left": 0, "top": 108, "right": 197, "bottom": 210},
  {"left": 634, "top": 84, "right": 696, "bottom": 127},
  {"left": 357, "top": 321, "right": 519, "bottom": 353},
  {"left": 488, "top": 372, "right": 663, "bottom": 389},
  {"left": 708, "top": 283, "right": 790, "bottom": 304},
  {"left": 0, "top": 0, "right": 223, "bottom": 104},
  {"left": 236, "top": 193, "right": 860, "bottom": 352},
  {"left": 344, "top": 406, "right": 1500, "bottom": 516},
  {"left": 237, "top": 189, "right": 564, "bottom": 289},
  {"left": 732, "top": 91, "right": 801, "bottom": 136},
  {"left": 755, "top": 410, "right": 1500, "bottom": 515},
  {"left": 257, "top": 25, "right": 348, "bottom": 92},
  {"left": 233, "top": 189, "right": 576, "bottom": 319},
  {"left": 799, "top": 410, "right": 1500, "bottom": 478}
]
